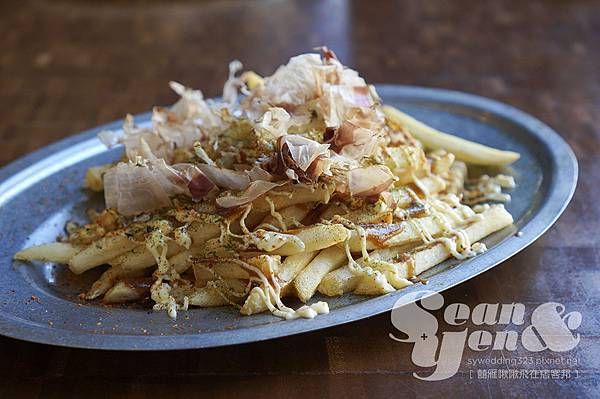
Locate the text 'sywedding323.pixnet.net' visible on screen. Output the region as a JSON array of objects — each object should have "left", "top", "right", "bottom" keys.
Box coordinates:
[{"left": 389, "top": 290, "right": 582, "bottom": 381}]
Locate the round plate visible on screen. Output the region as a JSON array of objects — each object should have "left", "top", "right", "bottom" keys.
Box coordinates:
[{"left": 0, "top": 85, "right": 577, "bottom": 350}]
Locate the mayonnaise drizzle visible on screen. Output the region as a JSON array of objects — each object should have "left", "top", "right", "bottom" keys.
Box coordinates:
[
  {"left": 145, "top": 228, "right": 188, "bottom": 320},
  {"left": 265, "top": 196, "right": 287, "bottom": 231},
  {"left": 232, "top": 258, "right": 329, "bottom": 320},
  {"left": 239, "top": 204, "right": 253, "bottom": 235},
  {"left": 463, "top": 174, "right": 515, "bottom": 204}
]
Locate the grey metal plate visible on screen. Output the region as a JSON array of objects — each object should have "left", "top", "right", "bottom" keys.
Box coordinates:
[{"left": 0, "top": 85, "right": 577, "bottom": 350}]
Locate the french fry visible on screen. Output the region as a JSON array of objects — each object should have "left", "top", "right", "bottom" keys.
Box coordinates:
[
  {"left": 240, "top": 287, "right": 269, "bottom": 315},
  {"left": 268, "top": 223, "right": 348, "bottom": 256},
  {"left": 418, "top": 175, "right": 448, "bottom": 196},
  {"left": 110, "top": 221, "right": 220, "bottom": 273},
  {"left": 187, "top": 279, "right": 247, "bottom": 307},
  {"left": 251, "top": 182, "right": 335, "bottom": 213},
  {"left": 318, "top": 205, "right": 513, "bottom": 296},
  {"left": 188, "top": 287, "right": 230, "bottom": 307},
  {"left": 319, "top": 202, "right": 348, "bottom": 221},
  {"left": 240, "top": 250, "right": 318, "bottom": 315},
  {"left": 277, "top": 251, "right": 319, "bottom": 286},
  {"left": 107, "top": 246, "right": 202, "bottom": 290},
  {"left": 319, "top": 202, "right": 392, "bottom": 224},
  {"left": 384, "top": 145, "right": 428, "bottom": 185},
  {"left": 241, "top": 71, "right": 264, "bottom": 90},
  {"left": 168, "top": 242, "right": 232, "bottom": 275},
  {"left": 344, "top": 220, "right": 424, "bottom": 252},
  {"left": 110, "top": 241, "right": 184, "bottom": 271},
  {"left": 230, "top": 210, "right": 267, "bottom": 235},
  {"left": 91, "top": 240, "right": 217, "bottom": 300},
  {"left": 188, "top": 221, "right": 221, "bottom": 244},
  {"left": 103, "top": 282, "right": 141, "bottom": 303},
  {"left": 142, "top": 222, "right": 223, "bottom": 273},
  {"left": 345, "top": 203, "right": 475, "bottom": 252},
  {"left": 430, "top": 150, "right": 456, "bottom": 176},
  {"left": 168, "top": 249, "right": 196, "bottom": 273},
  {"left": 383, "top": 105, "right": 520, "bottom": 166},
  {"left": 354, "top": 270, "right": 395, "bottom": 295},
  {"left": 346, "top": 208, "right": 393, "bottom": 224},
  {"left": 258, "top": 204, "right": 312, "bottom": 231},
  {"left": 396, "top": 175, "right": 446, "bottom": 202},
  {"left": 14, "top": 242, "right": 83, "bottom": 264},
  {"left": 85, "top": 265, "right": 129, "bottom": 299},
  {"left": 168, "top": 223, "right": 221, "bottom": 273},
  {"left": 318, "top": 266, "right": 359, "bottom": 297},
  {"left": 318, "top": 175, "right": 445, "bottom": 226},
  {"left": 69, "top": 233, "right": 138, "bottom": 275},
  {"left": 387, "top": 175, "right": 446, "bottom": 213},
  {"left": 193, "top": 262, "right": 250, "bottom": 280},
  {"left": 293, "top": 246, "right": 347, "bottom": 302},
  {"left": 103, "top": 278, "right": 151, "bottom": 304},
  {"left": 368, "top": 205, "right": 512, "bottom": 277},
  {"left": 445, "top": 161, "right": 467, "bottom": 195},
  {"left": 187, "top": 287, "right": 230, "bottom": 307},
  {"left": 246, "top": 254, "right": 281, "bottom": 277}
]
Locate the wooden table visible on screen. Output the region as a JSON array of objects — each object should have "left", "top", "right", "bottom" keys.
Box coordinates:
[{"left": 1, "top": 1, "right": 598, "bottom": 397}]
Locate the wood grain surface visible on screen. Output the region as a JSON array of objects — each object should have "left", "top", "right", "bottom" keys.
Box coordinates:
[{"left": 1, "top": 0, "right": 598, "bottom": 398}]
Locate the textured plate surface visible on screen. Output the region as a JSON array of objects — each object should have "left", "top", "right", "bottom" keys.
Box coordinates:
[{"left": 0, "top": 86, "right": 577, "bottom": 350}]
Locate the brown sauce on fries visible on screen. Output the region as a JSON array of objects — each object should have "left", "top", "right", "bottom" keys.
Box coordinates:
[
  {"left": 405, "top": 201, "right": 428, "bottom": 218},
  {"left": 391, "top": 252, "right": 416, "bottom": 279},
  {"left": 406, "top": 257, "right": 416, "bottom": 279},
  {"left": 363, "top": 223, "right": 406, "bottom": 248}
]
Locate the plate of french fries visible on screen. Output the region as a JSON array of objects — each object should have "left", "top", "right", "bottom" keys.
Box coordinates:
[{"left": 0, "top": 50, "right": 576, "bottom": 350}]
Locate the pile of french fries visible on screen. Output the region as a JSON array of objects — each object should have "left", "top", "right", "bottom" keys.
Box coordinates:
[{"left": 15, "top": 53, "right": 518, "bottom": 321}]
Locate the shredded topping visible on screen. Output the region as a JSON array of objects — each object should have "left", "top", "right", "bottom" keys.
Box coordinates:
[
  {"left": 216, "top": 180, "right": 286, "bottom": 209},
  {"left": 348, "top": 165, "right": 395, "bottom": 197},
  {"left": 104, "top": 158, "right": 196, "bottom": 215},
  {"left": 70, "top": 49, "right": 517, "bottom": 321}
]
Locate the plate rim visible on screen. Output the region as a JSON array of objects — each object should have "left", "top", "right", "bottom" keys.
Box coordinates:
[{"left": 0, "top": 85, "right": 578, "bottom": 350}]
